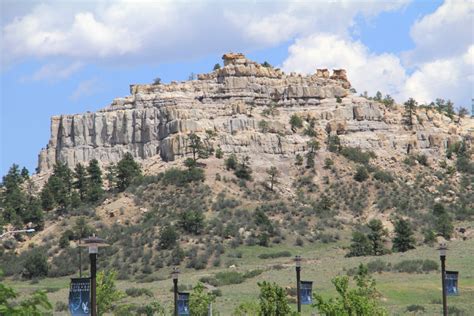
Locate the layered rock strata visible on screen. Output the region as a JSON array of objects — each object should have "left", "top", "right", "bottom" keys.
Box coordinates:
[{"left": 37, "top": 54, "right": 471, "bottom": 172}]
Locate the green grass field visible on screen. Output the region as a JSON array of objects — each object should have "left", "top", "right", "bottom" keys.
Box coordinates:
[{"left": 5, "top": 231, "right": 474, "bottom": 315}]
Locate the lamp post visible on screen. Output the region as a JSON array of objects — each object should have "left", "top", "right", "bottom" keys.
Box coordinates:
[
  {"left": 80, "top": 234, "right": 108, "bottom": 316},
  {"left": 438, "top": 242, "right": 448, "bottom": 316},
  {"left": 0, "top": 228, "right": 35, "bottom": 239},
  {"left": 295, "top": 255, "right": 302, "bottom": 313},
  {"left": 172, "top": 267, "right": 180, "bottom": 316}
]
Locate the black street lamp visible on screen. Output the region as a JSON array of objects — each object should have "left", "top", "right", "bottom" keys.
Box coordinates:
[
  {"left": 172, "top": 267, "right": 180, "bottom": 316},
  {"left": 80, "top": 234, "right": 108, "bottom": 316},
  {"left": 438, "top": 242, "right": 448, "bottom": 316},
  {"left": 295, "top": 255, "right": 302, "bottom": 313}
]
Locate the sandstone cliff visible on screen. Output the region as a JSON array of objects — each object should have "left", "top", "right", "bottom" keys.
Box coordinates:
[{"left": 37, "top": 53, "right": 473, "bottom": 172}]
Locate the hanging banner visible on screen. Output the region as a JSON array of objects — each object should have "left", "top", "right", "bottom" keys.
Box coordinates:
[
  {"left": 300, "top": 281, "right": 313, "bottom": 305},
  {"left": 445, "top": 271, "right": 459, "bottom": 296},
  {"left": 178, "top": 292, "right": 190, "bottom": 316},
  {"left": 69, "top": 278, "right": 91, "bottom": 315}
]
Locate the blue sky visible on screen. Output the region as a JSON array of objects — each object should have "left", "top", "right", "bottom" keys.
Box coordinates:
[{"left": 1, "top": 0, "right": 472, "bottom": 176}]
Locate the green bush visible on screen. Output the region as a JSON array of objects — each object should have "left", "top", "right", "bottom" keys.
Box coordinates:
[
  {"left": 327, "top": 135, "right": 341, "bottom": 152},
  {"left": 22, "top": 249, "right": 49, "bottom": 279},
  {"left": 258, "top": 120, "right": 270, "bottom": 133},
  {"left": 341, "top": 147, "right": 376, "bottom": 164},
  {"left": 158, "top": 225, "right": 178, "bottom": 250},
  {"left": 225, "top": 154, "right": 238, "bottom": 170},
  {"left": 367, "top": 259, "right": 391, "bottom": 273},
  {"left": 421, "top": 260, "right": 438, "bottom": 272},
  {"left": 242, "top": 269, "right": 264, "bottom": 279},
  {"left": 125, "top": 287, "right": 154, "bottom": 297},
  {"left": 215, "top": 271, "right": 245, "bottom": 285},
  {"left": 289, "top": 114, "right": 303, "bottom": 130},
  {"left": 393, "top": 259, "right": 438, "bottom": 274},
  {"left": 406, "top": 304, "right": 425, "bottom": 313},
  {"left": 415, "top": 154, "right": 429, "bottom": 166},
  {"left": 258, "top": 251, "right": 292, "bottom": 259},
  {"left": 354, "top": 166, "right": 369, "bottom": 182},
  {"left": 373, "top": 170, "right": 394, "bottom": 183},
  {"left": 160, "top": 168, "right": 205, "bottom": 186}
]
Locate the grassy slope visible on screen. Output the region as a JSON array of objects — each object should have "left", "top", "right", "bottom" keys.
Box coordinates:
[{"left": 6, "top": 224, "right": 473, "bottom": 315}]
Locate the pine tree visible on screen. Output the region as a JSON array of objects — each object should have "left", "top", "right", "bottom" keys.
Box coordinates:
[
  {"left": 367, "top": 219, "right": 389, "bottom": 256},
  {"left": 432, "top": 203, "right": 454, "bottom": 239},
  {"left": 234, "top": 156, "right": 252, "bottom": 180},
  {"left": 1, "top": 164, "right": 27, "bottom": 225},
  {"left": 42, "top": 162, "right": 73, "bottom": 211},
  {"left": 86, "top": 159, "right": 103, "bottom": 202},
  {"left": 346, "top": 231, "right": 372, "bottom": 257},
  {"left": 116, "top": 153, "right": 142, "bottom": 191},
  {"left": 403, "top": 98, "right": 417, "bottom": 128},
  {"left": 73, "top": 163, "right": 87, "bottom": 201},
  {"left": 188, "top": 133, "right": 207, "bottom": 162},
  {"left": 266, "top": 166, "right": 280, "bottom": 191},
  {"left": 392, "top": 218, "right": 415, "bottom": 252},
  {"left": 20, "top": 167, "right": 29, "bottom": 180}
]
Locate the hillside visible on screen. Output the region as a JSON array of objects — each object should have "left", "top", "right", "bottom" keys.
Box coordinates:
[{"left": 1, "top": 53, "right": 473, "bottom": 315}]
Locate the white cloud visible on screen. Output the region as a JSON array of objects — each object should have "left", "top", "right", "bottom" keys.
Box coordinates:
[
  {"left": 1, "top": 0, "right": 410, "bottom": 66},
  {"left": 405, "top": 0, "right": 474, "bottom": 65},
  {"left": 22, "top": 62, "right": 83, "bottom": 82},
  {"left": 403, "top": 51, "right": 473, "bottom": 107},
  {"left": 70, "top": 78, "right": 101, "bottom": 101},
  {"left": 282, "top": 0, "right": 474, "bottom": 108},
  {"left": 282, "top": 34, "right": 407, "bottom": 98}
]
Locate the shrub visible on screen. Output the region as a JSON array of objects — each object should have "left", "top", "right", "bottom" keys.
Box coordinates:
[
  {"left": 258, "top": 120, "right": 270, "bottom": 133},
  {"left": 125, "top": 287, "right": 153, "bottom": 297},
  {"left": 23, "top": 249, "right": 48, "bottom": 279},
  {"left": 421, "top": 260, "right": 438, "bottom": 272},
  {"left": 366, "top": 259, "right": 391, "bottom": 273},
  {"left": 354, "top": 166, "right": 369, "bottom": 182},
  {"left": 295, "top": 236, "right": 304, "bottom": 246},
  {"left": 178, "top": 210, "right": 205, "bottom": 234},
  {"left": 258, "top": 251, "right": 292, "bottom": 259},
  {"left": 324, "top": 158, "right": 334, "bottom": 169},
  {"left": 243, "top": 269, "right": 264, "bottom": 279},
  {"left": 225, "top": 154, "right": 238, "bottom": 170},
  {"left": 406, "top": 304, "right": 426, "bottom": 313},
  {"left": 415, "top": 154, "right": 429, "bottom": 166},
  {"left": 327, "top": 135, "right": 341, "bottom": 152},
  {"left": 341, "top": 147, "right": 375, "bottom": 164},
  {"left": 161, "top": 168, "right": 205, "bottom": 186},
  {"left": 393, "top": 259, "right": 438, "bottom": 274},
  {"left": 215, "top": 271, "right": 245, "bottom": 285},
  {"left": 289, "top": 114, "right": 303, "bottom": 130},
  {"left": 373, "top": 170, "right": 394, "bottom": 183},
  {"left": 158, "top": 225, "right": 178, "bottom": 250}
]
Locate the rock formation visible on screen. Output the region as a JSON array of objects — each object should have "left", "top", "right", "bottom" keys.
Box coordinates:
[{"left": 37, "top": 53, "right": 473, "bottom": 172}]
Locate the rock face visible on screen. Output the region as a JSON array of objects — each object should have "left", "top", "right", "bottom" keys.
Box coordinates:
[{"left": 37, "top": 53, "right": 472, "bottom": 172}]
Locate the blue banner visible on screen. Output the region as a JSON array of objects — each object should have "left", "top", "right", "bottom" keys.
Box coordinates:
[
  {"left": 445, "top": 271, "right": 459, "bottom": 296},
  {"left": 300, "top": 281, "right": 313, "bottom": 305},
  {"left": 178, "top": 292, "right": 190, "bottom": 316},
  {"left": 69, "top": 278, "right": 91, "bottom": 315}
]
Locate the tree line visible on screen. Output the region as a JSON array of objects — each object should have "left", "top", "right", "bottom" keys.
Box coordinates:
[{"left": 1, "top": 153, "right": 142, "bottom": 231}]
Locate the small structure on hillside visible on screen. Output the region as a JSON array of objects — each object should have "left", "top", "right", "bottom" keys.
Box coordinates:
[{"left": 222, "top": 53, "right": 247, "bottom": 66}]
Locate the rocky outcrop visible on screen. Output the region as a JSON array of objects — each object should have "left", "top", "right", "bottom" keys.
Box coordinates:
[{"left": 37, "top": 53, "right": 471, "bottom": 172}]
